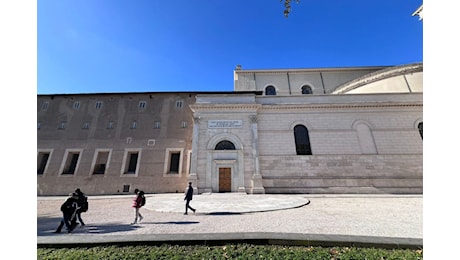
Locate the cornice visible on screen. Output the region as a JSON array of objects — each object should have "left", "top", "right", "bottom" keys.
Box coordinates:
[
  {"left": 190, "top": 102, "right": 422, "bottom": 112},
  {"left": 260, "top": 102, "right": 422, "bottom": 110},
  {"left": 190, "top": 104, "right": 261, "bottom": 112}
]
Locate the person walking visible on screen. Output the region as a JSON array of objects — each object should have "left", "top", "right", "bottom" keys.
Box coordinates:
[
  {"left": 72, "top": 188, "right": 87, "bottom": 228},
  {"left": 55, "top": 193, "right": 79, "bottom": 233},
  {"left": 184, "top": 182, "right": 196, "bottom": 215},
  {"left": 131, "top": 189, "right": 144, "bottom": 224}
]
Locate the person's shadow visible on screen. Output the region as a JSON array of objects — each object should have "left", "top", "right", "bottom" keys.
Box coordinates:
[{"left": 38, "top": 217, "right": 200, "bottom": 236}]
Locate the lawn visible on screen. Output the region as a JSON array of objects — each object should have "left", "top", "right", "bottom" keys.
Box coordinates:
[{"left": 38, "top": 244, "right": 422, "bottom": 259}]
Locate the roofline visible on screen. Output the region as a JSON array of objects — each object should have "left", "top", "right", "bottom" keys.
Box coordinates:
[
  {"left": 37, "top": 91, "right": 262, "bottom": 97},
  {"left": 332, "top": 62, "right": 423, "bottom": 94},
  {"left": 234, "top": 65, "right": 392, "bottom": 74}
]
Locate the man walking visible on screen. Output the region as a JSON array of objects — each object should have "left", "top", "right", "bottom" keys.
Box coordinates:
[{"left": 184, "top": 182, "right": 196, "bottom": 215}]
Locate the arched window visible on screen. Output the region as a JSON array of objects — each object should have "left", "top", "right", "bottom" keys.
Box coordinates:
[
  {"left": 418, "top": 122, "right": 423, "bottom": 140},
  {"left": 215, "top": 140, "right": 236, "bottom": 150},
  {"left": 294, "top": 125, "right": 312, "bottom": 155},
  {"left": 301, "top": 85, "right": 313, "bottom": 94},
  {"left": 265, "top": 86, "right": 276, "bottom": 96},
  {"left": 355, "top": 123, "right": 377, "bottom": 154}
]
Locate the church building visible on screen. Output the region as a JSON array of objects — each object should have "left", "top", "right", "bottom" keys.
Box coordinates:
[{"left": 37, "top": 63, "right": 422, "bottom": 195}]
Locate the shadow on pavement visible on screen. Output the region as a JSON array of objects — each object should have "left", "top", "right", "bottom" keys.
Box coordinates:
[
  {"left": 148, "top": 221, "right": 200, "bottom": 225},
  {"left": 38, "top": 216, "right": 140, "bottom": 236}
]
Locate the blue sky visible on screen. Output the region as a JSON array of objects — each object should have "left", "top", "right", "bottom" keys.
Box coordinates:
[{"left": 37, "top": 0, "right": 423, "bottom": 94}]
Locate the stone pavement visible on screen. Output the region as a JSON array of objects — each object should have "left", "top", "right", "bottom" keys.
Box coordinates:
[{"left": 37, "top": 193, "right": 422, "bottom": 248}]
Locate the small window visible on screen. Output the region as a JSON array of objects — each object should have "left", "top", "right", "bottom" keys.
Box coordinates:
[
  {"left": 176, "top": 100, "right": 183, "bottom": 108},
  {"left": 107, "top": 121, "right": 114, "bottom": 129},
  {"left": 58, "top": 122, "right": 66, "bottom": 130},
  {"left": 181, "top": 121, "right": 187, "bottom": 128},
  {"left": 82, "top": 122, "right": 89, "bottom": 129},
  {"left": 130, "top": 121, "right": 137, "bottom": 129},
  {"left": 37, "top": 122, "right": 41, "bottom": 130},
  {"left": 73, "top": 101, "right": 81, "bottom": 110},
  {"left": 301, "top": 85, "right": 313, "bottom": 94},
  {"left": 95, "top": 101, "right": 103, "bottom": 109},
  {"left": 154, "top": 121, "right": 161, "bottom": 129},
  {"left": 265, "top": 86, "right": 276, "bottom": 96},
  {"left": 139, "top": 101, "right": 146, "bottom": 109},
  {"left": 123, "top": 185, "right": 130, "bottom": 193},
  {"left": 41, "top": 102, "right": 49, "bottom": 111}
]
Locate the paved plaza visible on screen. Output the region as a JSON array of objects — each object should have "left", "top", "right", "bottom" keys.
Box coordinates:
[{"left": 37, "top": 193, "right": 422, "bottom": 248}]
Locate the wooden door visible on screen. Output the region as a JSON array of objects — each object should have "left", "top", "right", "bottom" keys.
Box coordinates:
[{"left": 219, "top": 168, "right": 231, "bottom": 192}]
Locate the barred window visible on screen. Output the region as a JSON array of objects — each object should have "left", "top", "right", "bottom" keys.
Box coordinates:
[{"left": 294, "top": 125, "right": 312, "bottom": 155}]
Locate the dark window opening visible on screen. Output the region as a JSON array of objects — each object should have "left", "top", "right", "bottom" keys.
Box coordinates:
[
  {"left": 265, "top": 86, "right": 276, "bottom": 95},
  {"left": 37, "top": 152, "right": 50, "bottom": 175},
  {"left": 301, "top": 85, "right": 313, "bottom": 94},
  {"left": 63, "top": 153, "right": 79, "bottom": 174},
  {"left": 418, "top": 122, "right": 423, "bottom": 140},
  {"left": 123, "top": 185, "right": 130, "bottom": 192},
  {"left": 93, "top": 151, "right": 109, "bottom": 174},
  {"left": 169, "top": 153, "right": 180, "bottom": 173},
  {"left": 94, "top": 164, "right": 106, "bottom": 174},
  {"left": 127, "top": 153, "right": 138, "bottom": 173},
  {"left": 215, "top": 140, "right": 236, "bottom": 150},
  {"left": 294, "top": 125, "right": 312, "bottom": 155}
]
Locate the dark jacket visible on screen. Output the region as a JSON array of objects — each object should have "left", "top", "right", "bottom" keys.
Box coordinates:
[
  {"left": 185, "top": 186, "right": 193, "bottom": 201},
  {"left": 75, "top": 191, "right": 87, "bottom": 211},
  {"left": 60, "top": 197, "right": 79, "bottom": 217}
]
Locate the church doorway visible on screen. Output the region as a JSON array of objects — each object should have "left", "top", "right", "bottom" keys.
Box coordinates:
[{"left": 219, "top": 168, "right": 231, "bottom": 192}]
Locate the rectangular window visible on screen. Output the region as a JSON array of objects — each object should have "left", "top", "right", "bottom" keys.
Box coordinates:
[
  {"left": 154, "top": 121, "right": 161, "bottom": 129},
  {"left": 41, "top": 102, "right": 49, "bottom": 111},
  {"left": 92, "top": 150, "right": 110, "bottom": 175},
  {"left": 139, "top": 101, "right": 146, "bottom": 109},
  {"left": 169, "top": 153, "right": 180, "bottom": 173},
  {"left": 37, "top": 151, "right": 51, "bottom": 175},
  {"left": 123, "top": 185, "right": 130, "bottom": 193},
  {"left": 107, "top": 121, "right": 114, "bottom": 129},
  {"left": 62, "top": 151, "right": 81, "bottom": 174},
  {"left": 130, "top": 121, "right": 137, "bottom": 129},
  {"left": 82, "top": 122, "right": 89, "bottom": 129},
  {"left": 176, "top": 100, "right": 183, "bottom": 108},
  {"left": 181, "top": 121, "right": 187, "bottom": 128},
  {"left": 164, "top": 148, "right": 184, "bottom": 176},
  {"left": 122, "top": 149, "right": 141, "bottom": 175},
  {"left": 37, "top": 122, "right": 41, "bottom": 130},
  {"left": 95, "top": 101, "right": 103, "bottom": 109},
  {"left": 58, "top": 122, "right": 66, "bottom": 129},
  {"left": 73, "top": 101, "right": 81, "bottom": 109}
]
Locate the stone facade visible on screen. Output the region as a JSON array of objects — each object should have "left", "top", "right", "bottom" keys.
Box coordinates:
[
  {"left": 37, "top": 63, "right": 423, "bottom": 195},
  {"left": 189, "top": 63, "right": 423, "bottom": 194}
]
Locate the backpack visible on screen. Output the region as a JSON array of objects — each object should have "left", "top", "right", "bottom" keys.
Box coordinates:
[
  {"left": 139, "top": 191, "right": 146, "bottom": 207},
  {"left": 80, "top": 196, "right": 89, "bottom": 212}
]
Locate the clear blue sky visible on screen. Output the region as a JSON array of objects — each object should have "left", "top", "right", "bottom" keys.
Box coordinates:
[{"left": 37, "top": 0, "right": 423, "bottom": 94}]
